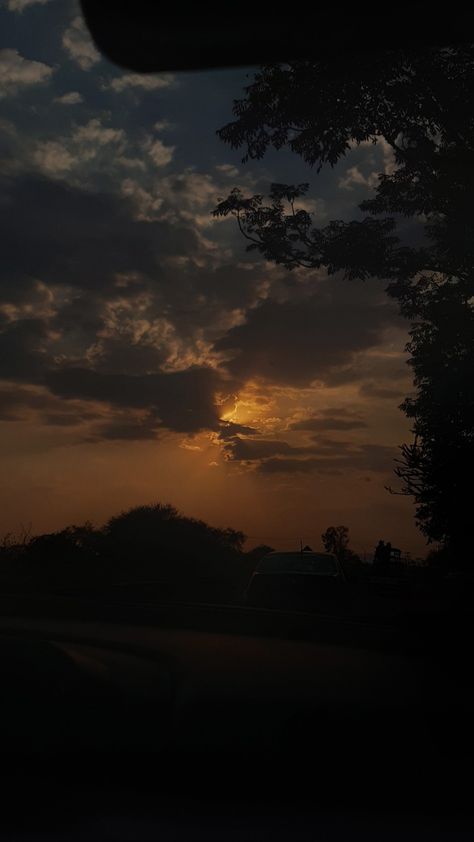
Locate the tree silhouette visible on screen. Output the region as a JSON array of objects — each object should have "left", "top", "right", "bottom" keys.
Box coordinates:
[
  {"left": 214, "top": 47, "right": 474, "bottom": 559},
  {"left": 321, "top": 525, "right": 363, "bottom": 582},
  {"left": 103, "top": 503, "right": 246, "bottom": 581},
  {"left": 14, "top": 523, "right": 105, "bottom": 589},
  {"left": 321, "top": 526, "right": 350, "bottom": 561},
  {"left": 2, "top": 504, "right": 247, "bottom": 594}
]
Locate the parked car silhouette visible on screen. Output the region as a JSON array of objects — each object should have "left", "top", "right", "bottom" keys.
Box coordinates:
[{"left": 244, "top": 551, "right": 347, "bottom": 611}]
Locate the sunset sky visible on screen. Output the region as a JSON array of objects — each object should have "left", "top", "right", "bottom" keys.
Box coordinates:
[{"left": 0, "top": 0, "right": 426, "bottom": 557}]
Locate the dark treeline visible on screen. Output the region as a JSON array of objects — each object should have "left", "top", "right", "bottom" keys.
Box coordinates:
[
  {"left": 0, "top": 504, "right": 269, "bottom": 599},
  {"left": 0, "top": 502, "right": 457, "bottom": 603}
]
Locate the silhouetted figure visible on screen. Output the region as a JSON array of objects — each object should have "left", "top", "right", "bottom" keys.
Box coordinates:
[{"left": 373, "top": 540, "right": 385, "bottom": 566}]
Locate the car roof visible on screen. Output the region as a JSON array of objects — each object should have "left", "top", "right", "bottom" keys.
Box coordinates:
[{"left": 256, "top": 552, "right": 340, "bottom": 574}]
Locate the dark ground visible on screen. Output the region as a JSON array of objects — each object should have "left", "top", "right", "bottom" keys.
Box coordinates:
[{"left": 0, "top": 576, "right": 473, "bottom": 837}]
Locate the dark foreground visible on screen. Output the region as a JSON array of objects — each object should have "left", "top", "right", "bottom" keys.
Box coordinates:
[{"left": 0, "top": 588, "right": 473, "bottom": 837}]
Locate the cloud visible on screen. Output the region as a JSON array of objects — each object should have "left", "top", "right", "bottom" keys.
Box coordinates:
[
  {"left": 0, "top": 318, "right": 52, "bottom": 382},
  {"left": 45, "top": 365, "right": 223, "bottom": 433},
  {"left": 0, "top": 49, "right": 54, "bottom": 98},
  {"left": 0, "top": 12, "right": 417, "bottom": 482},
  {"left": 122, "top": 169, "right": 214, "bottom": 223},
  {"left": 217, "top": 421, "right": 258, "bottom": 440},
  {"left": 0, "top": 383, "right": 55, "bottom": 420},
  {"left": 339, "top": 165, "right": 379, "bottom": 191},
  {"left": 34, "top": 124, "right": 177, "bottom": 194},
  {"left": 161, "top": 168, "right": 236, "bottom": 215},
  {"left": 119, "top": 166, "right": 257, "bottom": 235},
  {"left": 73, "top": 118, "right": 125, "bottom": 146},
  {"left": 339, "top": 138, "right": 398, "bottom": 191},
  {"left": 257, "top": 443, "right": 396, "bottom": 475},
  {"left": 225, "top": 438, "right": 302, "bottom": 461},
  {"left": 105, "top": 73, "right": 175, "bottom": 93},
  {"left": 289, "top": 410, "right": 367, "bottom": 431},
  {"left": 120, "top": 178, "right": 164, "bottom": 219},
  {"left": 215, "top": 163, "right": 239, "bottom": 178},
  {"left": 62, "top": 16, "right": 101, "bottom": 70},
  {"left": 154, "top": 120, "right": 173, "bottom": 132},
  {"left": 0, "top": 174, "right": 199, "bottom": 301},
  {"left": 213, "top": 281, "right": 397, "bottom": 387},
  {"left": 323, "top": 347, "right": 410, "bottom": 389},
  {"left": 259, "top": 457, "right": 334, "bottom": 475},
  {"left": 32, "top": 118, "right": 126, "bottom": 178},
  {"left": 359, "top": 382, "right": 405, "bottom": 400},
  {"left": 144, "top": 137, "right": 175, "bottom": 167},
  {"left": 33, "top": 140, "right": 77, "bottom": 173},
  {"left": 0, "top": 168, "right": 266, "bottom": 400},
  {"left": 116, "top": 157, "right": 146, "bottom": 171},
  {"left": 6, "top": 0, "right": 52, "bottom": 11},
  {"left": 222, "top": 433, "right": 363, "bottom": 463},
  {"left": 88, "top": 334, "right": 169, "bottom": 376},
  {"left": 0, "top": 383, "right": 100, "bottom": 426},
  {"left": 86, "top": 415, "right": 161, "bottom": 441},
  {"left": 42, "top": 411, "right": 97, "bottom": 427},
  {"left": 53, "top": 91, "right": 84, "bottom": 105},
  {"left": 219, "top": 425, "right": 397, "bottom": 477}
]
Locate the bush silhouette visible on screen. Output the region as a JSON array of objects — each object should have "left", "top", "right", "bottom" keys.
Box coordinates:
[
  {"left": 0, "top": 503, "right": 247, "bottom": 596},
  {"left": 102, "top": 503, "right": 246, "bottom": 585}
]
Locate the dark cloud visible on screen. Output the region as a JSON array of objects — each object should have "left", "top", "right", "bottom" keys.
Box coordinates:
[
  {"left": 359, "top": 382, "right": 405, "bottom": 400},
  {"left": 45, "top": 365, "right": 223, "bottom": 433},
  {"left": 92, "top": 336, "right": 168, "bottom": 376},
  {"left": 0, "top": 319, "right": 51, "bottom": 382},
  {"left": 223, "top": 433, "right": 376, "bottom": 463},
  {"left": 225, "top": 437, "right": 307, "bottom": 461},
  {"left": 0, "top": 383, "right": 100, "bottom": 425},
  {"left": 309, "top": 437, "right": 356, "bottom": 451},
  {"left": 139, "top": 261, "right": 269, "bottom": 348},
  {"left": 50, "top": 295, "right": 107, "bottom": 344},
  {"left": 220, "top": 428, "right": 396, "bottom": 476},
  {"left": 0, "top": 316, "right": 226, "bottom": 437},
  {"left": 42, "top": 411, "right": 99, "bottom": 427},
  {"left": 0, "top": 172, "right": 272, "bottom": 386},
  {"left": 213, "top": 281, "right": 399, "bottom": 387},
  {"left": 289, "top": 415, "right": 367, "bottom": 431},
  {"left": 0, "top": 366, "right": 223, "bottom": 438},
  {"left": 324, "top": 353, "right": 411, "bottom": 389},
  {"left": 217, "top": 421, "right": 258, "bottom": 440},
  {"left": 86, "top": 416, "right": 162, "bottom": 441},
  {"left": 0, "top": 174, "right": 198, "bottom": 302},
  {"left": 259, "top": 457, "right": 343, "bottom": 475},
  {"left": 257, "top": 443, "right": 396, "bottom": 475},
  {"left": 355, "top": 444, "right": 399, "bottom": 473},
  {"left": 0, "top": 383, "right": 52, "bottom": 420},
  {"left": 178, "top": 262, "right": 269, "bottom": 318}
]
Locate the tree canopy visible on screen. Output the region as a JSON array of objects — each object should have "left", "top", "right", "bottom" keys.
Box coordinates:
[
  {"left": 214, "top": 47, "right": 474, "bottom": 559},
  {"left": 321, "top": 525, "right": 349, "bottom": 560}
]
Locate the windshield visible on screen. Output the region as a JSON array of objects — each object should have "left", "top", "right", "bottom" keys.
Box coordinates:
[
  {"left": 1, "top": 2, "right": 474, "bottom": 830},
  {"left": 0, "top": 4, "right": 471, "bottom": 636}
]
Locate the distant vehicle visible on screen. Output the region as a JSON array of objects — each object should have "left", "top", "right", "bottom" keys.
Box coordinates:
[{"left": 244, "top": 551, "right": 347, "bottom": 611}]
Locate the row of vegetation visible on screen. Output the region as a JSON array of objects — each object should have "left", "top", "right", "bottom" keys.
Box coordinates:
[{"left": 0, "top": 503, "right": 456, "bottom": 601}]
